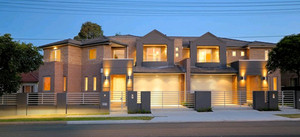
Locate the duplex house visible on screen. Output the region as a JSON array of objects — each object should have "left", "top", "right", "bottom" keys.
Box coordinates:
[{"left": 38, "top": 30, "right": 280, "bottom": 106}]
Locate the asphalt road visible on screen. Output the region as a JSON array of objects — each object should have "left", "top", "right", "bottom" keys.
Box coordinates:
[{"left": 0, "top": 121, "right": 300, "bottom": 137}]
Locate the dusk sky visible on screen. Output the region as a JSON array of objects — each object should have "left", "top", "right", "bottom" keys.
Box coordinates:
[{"left": 0, "top": 0, "right": 300, "bottom": 46}]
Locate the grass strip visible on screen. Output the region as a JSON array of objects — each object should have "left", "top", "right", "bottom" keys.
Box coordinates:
[
  {"left": 275, "top": 114, "right": 300, "bottom": 118},
  {"left": 0, "top": 116, "right": 153, "bottom": 122}
]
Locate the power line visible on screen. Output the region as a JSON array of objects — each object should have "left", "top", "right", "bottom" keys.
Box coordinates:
[{"left": 13, "top": 35, "right": 286, "bottom": 41}]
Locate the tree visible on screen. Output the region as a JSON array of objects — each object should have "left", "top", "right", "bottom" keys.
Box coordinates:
[
  {"left": 0, "top": 34, "right": 43, "bottom": 95},
  {"left": 267, "top": 34, "right": 300, "bottom": 85},
  {"left": 74, "top": 21, "right": 103, "bottom": 40}
]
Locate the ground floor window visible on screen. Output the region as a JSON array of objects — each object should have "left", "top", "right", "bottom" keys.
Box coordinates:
[
  {"left": 273, "top": 77, "right": 278, "bottom": 91},
  {"left": 85, "top": 77, "right": 88, "bottom": 91},
  {"left": 43, "top": 77, "right": 51, "bottom": 91}
]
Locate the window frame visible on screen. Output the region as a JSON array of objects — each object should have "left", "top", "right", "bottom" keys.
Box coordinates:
[
  {"left": 197, "top": 46, "right": 220, "bottom": 63},
  {"left": 89, "top": 49, "right": 97, "bottom": 60},
  {"left": 43, "top": 77, "right": 51, "bottom": 91},
  {"left": 84, "top": 77, "right": 88, "bottom": 91},
  {"left": 241, "top": 51, "right": 245, "bottom": 57},
  {"left": 50, "top": 49, "right": 61, "bottom": 62},
  {"left": 63, "top": 76, "right": 67, "bottom": 92},
  {"left": 143, "top": 44, "right": 167, "bottom": 62},
  {"left": 93, "top": 77, "right": 97, "bottom": 91},
  {"left": 232, "top": 51, "right": 236, "bottom": 57}
]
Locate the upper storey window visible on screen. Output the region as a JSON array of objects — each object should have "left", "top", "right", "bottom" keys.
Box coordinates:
[
  {"left": 197, "top": 46, "right": 220, "bottom": 63},
  {"left": 112, "top": 49, "right": 125, "bottom": 59},
  {"left": 265, "top": 50, "right": 269, "bottom": 60},
  {"left": 89, "top": 49, "right": 97, "bottom": 60},
  {"left": 143, "top": 44, "right": 167, "bottom": 62},
  {"left": 50, "top": 49, "right": 61, "bottom": 62}
]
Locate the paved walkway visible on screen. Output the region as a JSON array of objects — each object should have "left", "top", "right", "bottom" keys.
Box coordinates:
[{"left": 67, "top": 107, "right": 300, "bottom": 124}]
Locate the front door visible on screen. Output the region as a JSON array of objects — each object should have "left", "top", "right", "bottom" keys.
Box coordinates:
[
  {"left": 246, "top": 75, "right": 262, "bottom": 103},
  {"left": 110, "top": 75, "right": 126, "bottom": 111}
]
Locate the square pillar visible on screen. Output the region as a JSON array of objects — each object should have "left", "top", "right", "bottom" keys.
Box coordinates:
[
  {"left": 100, "top": 92, "right": 110, "bottom": 110},
  {"left": 194, "top": 91, "right": 211, "bottom": 111},
  {"left": 253, "top": 91, "right": 267, "bottom": 110},
  {"left": 267, "top": 91, "right": 278, "bottom": 110},
  {"left": 141, "top": 91, "right": 151, "bottom": 112},
  {"left": 16, "top": 93, "right": 27, "bottom": 115},
  {"left": 127, "top": 91, "right": 137, "bottom": 113}
]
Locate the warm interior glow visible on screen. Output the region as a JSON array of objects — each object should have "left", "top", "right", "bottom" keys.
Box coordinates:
[
  {"left": 143, "top": 44, "right": 167, "bottom": 62},
  {"left": 93, "top": 77, "right": 97, "bottom": 91},
  {"left": 85, "top": 77, "right": 88, "bottom": 91},
  {"left": 273, "top": 77, "right": 277, "bottom": 91},
  {"left": 63, "top": 77, "right": 67, "bottom": 92},
  {"left": 232, "top": 51, "right": 236, "bottom": 57},
  {"left": 197, "top": 46, "right": 220, "bottom": 63},
  {"left": 241, "top": 51, "right": 245, "bottom": 56},
  {"left": 112, "top": 49, "right": 125, "bottom": 59},
  {"left": 43, "top": 77, "right": 51, "bottom": 91},
  {"left": 265, "top": 50, "right": 269, "bottom": 60},
  {"left": 89, "top": 49, "right": 97, "bottom": 60},
  {"left": 50, "top": 49, "right": 61, "bottom": 61},
  {"left": 111, "top": 75, "right": 126, "bottom": 102}
]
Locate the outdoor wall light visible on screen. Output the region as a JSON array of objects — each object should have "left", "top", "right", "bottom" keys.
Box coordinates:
[
  {"left": 127, "top": 76, "right": 132, "bottom": 79},
  {"left": 240, "top": 76, "right": 244, "bottom": 80},
  {"left": 104, "top": 76, "right": 109, "bottom": 80},
  {"left": 262, "top": 76, "right": 267, "bottom": 80}
]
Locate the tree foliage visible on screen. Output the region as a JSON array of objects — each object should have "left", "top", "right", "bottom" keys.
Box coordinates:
[
  {"left": 74, "top": 21, "right": 103, "bottom": 40},
  {"left": 267, "top": 34, "right": 300, "bottom": 85},
  {"left": 0, "top": 34, "right": 43, "bottom": 95}
]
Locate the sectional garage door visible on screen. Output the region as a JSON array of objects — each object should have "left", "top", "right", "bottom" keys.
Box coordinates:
[
  {"left": 191, "top": 75, "right": 233, "bottom": 105},
  {"left": 134, "top": 74, "right": 182, "bottom": 107}
]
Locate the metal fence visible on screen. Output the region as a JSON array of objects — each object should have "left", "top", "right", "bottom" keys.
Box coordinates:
[
  {"left": 27, "top": 93, "right": 56, "bottom": 105},
  {"left": 67, "top": 92, "right": 100, "bottom": 105},
  {"left": 0, "top": 93, "right": 17, "bottom": 105},
  {"left": 136, "top": 91, "right": 192, "bottom": 109},
  {"left": 278, "top": 90, "right": 295, "bottom": 108}
]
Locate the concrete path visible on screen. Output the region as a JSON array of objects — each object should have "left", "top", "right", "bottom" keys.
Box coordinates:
[{"left": 68, "top": 107, "right": 300, "bottom": 124}]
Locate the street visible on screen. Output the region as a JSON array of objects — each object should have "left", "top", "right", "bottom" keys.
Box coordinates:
[{"left": 0, "top": 121, "right": 300, "bottom": 137}]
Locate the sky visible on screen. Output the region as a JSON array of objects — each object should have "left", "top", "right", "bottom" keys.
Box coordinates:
[{"left": 0, "top": 0, "right": 300, "bottom": 46}]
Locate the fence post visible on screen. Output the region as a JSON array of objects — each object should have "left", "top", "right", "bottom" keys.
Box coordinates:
[
  {"left": 41, "top": 93, "right": 44, "bottom": 105},
  {"left": 281, "top": 91, "right": 284, "bottom": 109},
  {"left": 83, "top": 93, "right": 85, "bottom": 104},
  {"left": 1, "top": 95, "right": 3, "bottom": 105}
]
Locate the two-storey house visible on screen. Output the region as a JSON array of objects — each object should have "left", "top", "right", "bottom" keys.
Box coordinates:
[{"left": 38, "top": 30, "right": 280, "bottom": 106}]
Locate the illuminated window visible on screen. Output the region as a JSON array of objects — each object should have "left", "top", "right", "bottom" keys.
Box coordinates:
[
  {"left": 241, "top": 51, "right": 245, "bottom": 56},
  {"left": 89, "top": 49, "right": 97, "bottom": 60},
  {"left": 265, "top": 50, "right": 269, "bottom": 60},
  {"left": 50, "top": 49, "right": 61, "bottom": 61},
  {"left": 197, "top": 46, "right": 220, "bottom": 63},
  {"left": 113, "top": 49, "right": 125, "bottom": 59},
  {"left": 143, "top": 45, "right": 167, "bottom": 62},
  {"left": 93, "top": 77, "right": 97, "bottom": 91},
  {"left": 232, "top": 51, "right": 236, "bottom": 57},
  {"left": 43, "top": 77, "right": 51, "bottom": 91},
  {"left": 85, "top": 77, "right": 88, "bottom": 91},
  {"left": 63, "top": 77, "right": 67, "bottom": 92},
  {"left": 273, "top": 77, "right": 277, "bottom": 91}
]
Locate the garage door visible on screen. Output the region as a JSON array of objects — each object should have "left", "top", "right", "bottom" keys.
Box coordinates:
[
  {"left": 134, "top": 74, "right": 182, "bottom": 107},
  {"left": 191, "top": 75, "right": 233, "bottom": 105}
]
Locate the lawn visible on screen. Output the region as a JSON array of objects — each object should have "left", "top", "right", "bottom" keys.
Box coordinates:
[
  {"left": 0, "top": 116, "right": 153, "bottom": 122},
  {"left": 275, "top": 114, "right": 300, "bottom": 118}
]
